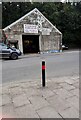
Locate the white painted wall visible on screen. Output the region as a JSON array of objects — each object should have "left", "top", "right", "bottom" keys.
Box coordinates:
[{"left": 18, "top": 35, "right": 23, "bottom": 53}]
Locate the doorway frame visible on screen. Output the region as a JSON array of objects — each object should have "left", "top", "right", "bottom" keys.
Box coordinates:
[{"left": 22, "top": 34, "right": 41, "bottom": 54}]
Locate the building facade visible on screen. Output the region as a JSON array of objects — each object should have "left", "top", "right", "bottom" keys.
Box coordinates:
[{"left": 3, "top": 8, "right": 62, "bottom": 54}]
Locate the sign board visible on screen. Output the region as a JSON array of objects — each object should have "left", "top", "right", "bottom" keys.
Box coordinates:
[
  {"left": 42, "top": 28, "right": 51, "bottom": 35},
  {"left": 24, "top": 24, "right": 38, "bottom": 33}
]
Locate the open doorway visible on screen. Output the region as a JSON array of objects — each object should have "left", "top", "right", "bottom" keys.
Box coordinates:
[
  {"left": 8, "top": 40, "right": 18, "bottom": 48},
  {"left": 22, "top": 35, "right": 39, "bottom": 54}
]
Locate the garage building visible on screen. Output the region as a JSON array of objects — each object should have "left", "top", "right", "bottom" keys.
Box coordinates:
[{"left": 3, "top": 8, "right": 62, "bottom": 54}]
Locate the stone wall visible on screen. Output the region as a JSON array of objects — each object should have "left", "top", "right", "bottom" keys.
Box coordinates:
[{"left": 4, "top": 9, "right": 62, "bottom": 53}]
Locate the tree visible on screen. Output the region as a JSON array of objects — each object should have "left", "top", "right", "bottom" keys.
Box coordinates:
[{"left": 2, "top": 2, "right": 81, "bottom": 48}]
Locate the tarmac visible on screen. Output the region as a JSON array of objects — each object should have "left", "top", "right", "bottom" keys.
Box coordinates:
[
  {"left": 20, "top": 49, "right": 79, "bottom": 58},
  {"left": 0, "top": 75, "right": 79, "bottom": 119}
]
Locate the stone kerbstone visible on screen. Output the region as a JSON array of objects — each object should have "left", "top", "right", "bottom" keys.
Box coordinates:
[{"left": 10, "top": 86, "right": 24, "bottom": 96}]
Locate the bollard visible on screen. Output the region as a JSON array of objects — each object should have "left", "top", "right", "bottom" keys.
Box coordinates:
[{"left": 42, "top": 60, "right": 46, "bottom": 87}]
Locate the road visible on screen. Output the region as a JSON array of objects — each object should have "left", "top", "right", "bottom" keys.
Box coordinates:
[{"left": 1, "top": 51, "right": 79, "bottom": 84}]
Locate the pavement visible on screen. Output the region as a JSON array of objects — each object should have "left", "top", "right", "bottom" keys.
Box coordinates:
[
  {"left": 20, "top": 50, "right": 79, "bottom": 59},
  {"left": 0, "top": 75, "right": 79, "bottom": 119}
]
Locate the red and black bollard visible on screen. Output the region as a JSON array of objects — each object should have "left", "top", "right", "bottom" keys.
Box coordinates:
[{"left": 42, "top": 61, "right": 46, "bottom": 87}]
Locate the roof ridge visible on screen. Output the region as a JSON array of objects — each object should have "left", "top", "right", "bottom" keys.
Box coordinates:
[
  {"left": 3, "top": 8, "right": 62, "bottom": 34},
  {"left": 3, "top": 8, "right": 37, "bottom": 31}
]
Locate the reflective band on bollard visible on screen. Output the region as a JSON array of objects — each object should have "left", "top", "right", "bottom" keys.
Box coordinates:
[{"left": 42, "top": 61, "right": 45, "bottom": 87}]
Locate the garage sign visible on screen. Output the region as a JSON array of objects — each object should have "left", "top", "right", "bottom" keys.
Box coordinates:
[
  {"left": 42, "top": 28, "right": 51, "bottom": 35},
  {"left": 24, "top": 24, "right": 38, "bottom": 33}
]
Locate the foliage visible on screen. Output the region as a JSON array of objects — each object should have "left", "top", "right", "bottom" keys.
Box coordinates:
[{"left": 2, "top": 2, "right": 81, "bottom": 48}]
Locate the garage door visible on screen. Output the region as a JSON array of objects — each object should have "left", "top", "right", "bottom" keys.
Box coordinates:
[{"left": 22, "top": 35, "right": 39, "bottom": 54}]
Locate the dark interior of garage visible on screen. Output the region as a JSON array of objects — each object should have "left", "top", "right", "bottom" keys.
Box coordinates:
[{"left": 22, "top": 35, "right": 39, "bottom": 54}]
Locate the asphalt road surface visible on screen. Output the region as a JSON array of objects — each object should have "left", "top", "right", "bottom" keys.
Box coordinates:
[{"left": 1, "top": 51, "right": 79, "bottom": 84}]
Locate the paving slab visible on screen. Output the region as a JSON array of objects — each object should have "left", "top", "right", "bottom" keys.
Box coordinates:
[
  {"left": 47, "top": 82, "right": 63, "bottom": 90},
  {"left": 0, "top": 86, "right": 2, "bottom": 95},
  {"left": 1, "top": 75, "right": 79, "bottom": 119},
  {"left": 37, "top": 88, "right": 56, "bottom": 98},
  {"left": 0, "top": 106, "right": 2, "bottom": 119},
  {"left": 36, "top": 106, "right": 62, "bottom": 118},
  {"left": 69, "top": 88, "right": 79, "bottom": 97},
  {"left": 23, "top": 87, "right": 40, "bottom": 97},
  {"left": 59, "top": 82, "right": 75, "bottom": 90},
  {"left": 73, "top": 82, "right": 79, "bottom": 88},
  {"left": 15, "top": 104, "right": 39, "bottom": 118},
  {"left": 65, "top": 95, "right": 79, "bottom": 111},
  {"left": 28, "top": 95, "right": 50, "bottom": 110},
  {"left": 2, "top": 104, "right": 17, "bottom": 118},
  {"left": 12, "top": 94, "right": 30, "bottom": 107},
  {"left": 0, "top": 95, "right": 2, "bottom": 106},
  {"left": 2, "top": 94, "right": 11, "bottom": 106},
  {"left": 53, "top": 88, "right": 73, "bottom": 99},
  {"left": 60, "top": 107, "right": 79, "bottom": 118},
  {"left": 46, "top": 94, "right": 72, "bottom": 113},
  {"left": 64, "top": 78, "right": 78, "bottom": 85}
]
